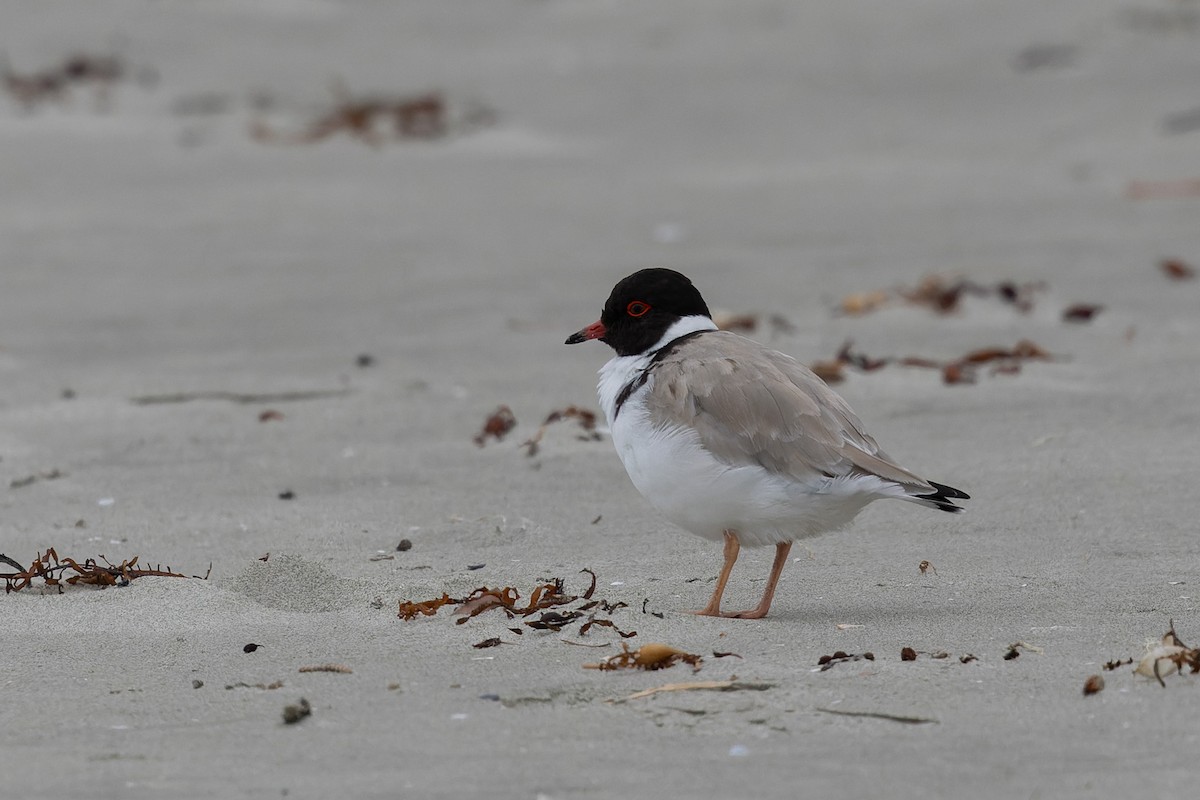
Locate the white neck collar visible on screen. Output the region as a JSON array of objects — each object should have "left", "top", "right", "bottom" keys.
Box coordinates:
[{"left": 645, "top": 315, "right": 718, "bottom": 355}]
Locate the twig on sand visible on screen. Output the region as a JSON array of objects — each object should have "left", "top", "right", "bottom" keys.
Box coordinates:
[
  {"left": 816, "top": 707, "right": 938, "bottom": 724},
  {"left": 131, "top": 389, "right": 350, "bottom": 405},
  {"left": 610, "top": 679, "right": 774, "bottom": 703}
]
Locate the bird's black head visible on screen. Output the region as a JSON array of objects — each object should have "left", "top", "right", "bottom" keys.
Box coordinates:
[{"left": 565, "top": 268, "right": 712, "bottom": 357}]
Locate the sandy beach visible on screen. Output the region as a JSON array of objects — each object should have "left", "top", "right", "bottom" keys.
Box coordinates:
[{"left": 3, "top": 1, "right": 1200, "bottom": 797}]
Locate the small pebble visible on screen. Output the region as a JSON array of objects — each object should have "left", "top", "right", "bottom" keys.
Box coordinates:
[
  {"left": 396, "top": 539, "right": 413, "bottom": 552},
  {"left": 282, "top": 698, "right": 311, "bottom": 725}
]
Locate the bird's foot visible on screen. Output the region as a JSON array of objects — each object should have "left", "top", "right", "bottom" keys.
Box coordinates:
[
  {"left": 718, "top": 608, "right": 769, "bottom": 620},
  {"left": 687, "top": 607, "right": 768, "bottom": 619}
]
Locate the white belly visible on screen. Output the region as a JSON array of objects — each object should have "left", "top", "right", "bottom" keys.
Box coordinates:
[{"left": 609, "top": 401, "right": 880, "bottom": 548}]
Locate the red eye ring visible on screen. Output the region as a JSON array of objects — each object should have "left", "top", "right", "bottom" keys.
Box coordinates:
[{"left": 627, "top": 300, "right": 651, "bottom": 317}]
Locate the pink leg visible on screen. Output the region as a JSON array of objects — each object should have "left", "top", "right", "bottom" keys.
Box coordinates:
[
  {"left": 690, "top": 530, "right": 740, "bottom": 617},
  {"left": 723, "top": 542, "right": 793, "bottom": 619}
]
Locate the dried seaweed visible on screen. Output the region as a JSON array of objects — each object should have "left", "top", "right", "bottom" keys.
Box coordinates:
[
  {"left": 578, "top": 617, "right": 637, "bottom": 638},
  {"left": 398, "top": 569, "right": 633, "bottom": 640},
  {"left": 580, "top": 567, "right": 597, "bottom": 599},
  {"left": 1, "top": 548, "right": 204, "bottom": 593},
  {"left": 817, "top": 650, "right": 876, "bottom": 671},
  {"left": 472, "top": 638, "right": 504, "bottom": 649},
  {"left": 251, "top": 84, "right": 494, "bottom": 146},
  {"left": 473, "top": 405, "right": 517, "bottom": 447},
  {"left": 808, "top": 359, "right": 845, "bottom": 384},
  {"left": 397, "top": 592, "right": 459, "bottom": 620},
  {"left": 642, "top": 598, "right": 664, "bottom": 619},
  {"left": 1161, "top": 259, "right": 1196, "bottom": 281},
  {"left": 1062, "top": 303, "right": 1104, "bottom": 323},
  {"left": 1133, "top": 620, "right": 1200, "bottom": 687},
  {"left": 1099, "top": 623, "right": 1200, "bottom": 690},
  {"left": 524, "top": 610, "right": 584, "bottom": 631},
  {"left": 899, "top": 275, "right": 992, "bottom": 314},
  {"left": 2, "top": 52, "right": 130, "bottom": 111},
  {"left": 943, "top": 340, "right": 1055, "bottom": 384},
  {"left": 838, "top": 290, "right": 891, "bottom": 317},
  {"left": 837, "top": 340, "right": 888, "bottom": 371},
  {"left": 298, "top": 664, "right": 352, "bottom": 674},
  {"left": 1003, "top": 641, "right": 1043, "bottom": 661},
  {"left": 711, "top": 312, "right": 759, "bottom": 332},
  {"left": 839, "top": 275, "right": 1045, "bottom": 317},
  {"left": 452, "top": 579, "right": 574, "bottom": 623},
  {"left": 811, "top": 338, "right": 1056, "bottom": 386},
  {"left": 583, "top": 642, "right": 703, "bottom": 672},
  {"left": 521, "top": 405, "right": 601, "bottom": 456}
]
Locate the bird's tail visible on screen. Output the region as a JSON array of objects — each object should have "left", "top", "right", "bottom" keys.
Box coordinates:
[{"left": 907, "top": 481, "right": 970, "bottom": 513}]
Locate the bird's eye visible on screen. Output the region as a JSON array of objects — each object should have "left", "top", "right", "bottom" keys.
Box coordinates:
[{"left": 627, "top": 301, "right": 651, "bottom": 317}]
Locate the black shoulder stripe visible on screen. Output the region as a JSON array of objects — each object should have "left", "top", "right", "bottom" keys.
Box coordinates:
[
  {"left": 612, "top": 330, "right": 709, "bottom": 421},
  {"left": 612, "top": 373, "right": 648, "bottom": 420}
]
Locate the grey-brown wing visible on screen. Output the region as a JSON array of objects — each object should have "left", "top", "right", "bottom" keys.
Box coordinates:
[{"left": 644, "top": 332, "right": 935, "bottom": 491}]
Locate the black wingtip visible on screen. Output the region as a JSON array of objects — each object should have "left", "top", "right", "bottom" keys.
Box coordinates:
[
  {"left": 917, "top": 481, "right": 970, "bottom": 513},
  {"left": 928, "top": 481, "right": 970, "bottom": 500}
]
